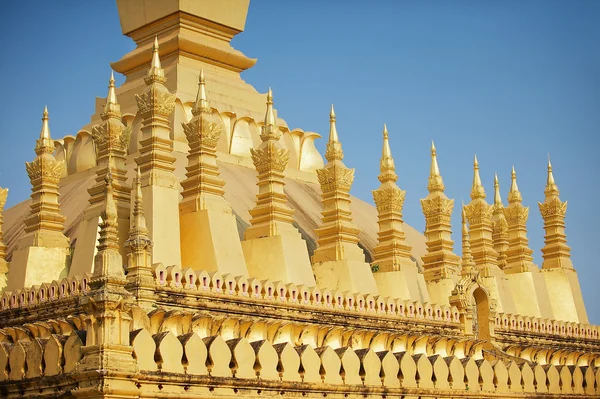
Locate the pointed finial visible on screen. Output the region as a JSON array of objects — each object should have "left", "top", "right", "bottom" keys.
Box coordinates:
[
  {"left": 103, "top": 70, "right": 120, "bottom": 117},
  {"left": 265, "top": 87, "right": 276, "bottom": 127},
  {"left": 508, "top": 165, "right": 522, "bottom": 203},
  {"left": 131, "top": 166, "right": 148, "bottom": 233},
  {"left": 35, "top": 106, "right": 55, "bottom": 155},
  {"left": 493, "top": 172, "right": 503, "bottom": 207},
  {"left": 462, "top": 202, "right": 468, "bottom": 234},
  {"left": 382, "top": 124, "right": 391, "bottom": 158},
  {"left": 427, "top": 140, "right": 444, "bottom": 192},
  {"left": 325, "top": 104, "right": 343, "bottom": 162},
  {"left": 545, "top": 155, "right": 560, "bottom": 197},
  {"left": 40, "top": 106, "right": 51, "bottom": 140},
  {"left": 259, "top": 87, "right": 279, "bottom": 141},
  {"left": 329, "top": 104, "right": 338, "bottom": 143},
  {"left": 378, "top": 124, "right": 397, "bottom": 183},
  {"left": 470, "top": 155, "right": 486, "bottom": 200},
  {"left": 192, "top": 69, "right": 209, "bottom": 115},
  {"left": 151, "top": 36, "right": 160, "bottom": 68},
  {"left": 145, "top": 36, "right": 165, "bottom": 84}
]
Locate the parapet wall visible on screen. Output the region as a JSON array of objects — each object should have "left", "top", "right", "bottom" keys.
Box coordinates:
[{"left": 0, "top": 329, "right": 598, "bottom": 398}]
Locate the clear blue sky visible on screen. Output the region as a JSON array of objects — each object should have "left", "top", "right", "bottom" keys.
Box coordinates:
[{"left": 0, "top": 1, "right": 598, "bottom": 323}]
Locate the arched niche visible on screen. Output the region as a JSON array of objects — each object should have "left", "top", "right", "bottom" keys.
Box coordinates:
[
  {"left": 67, "top": 131, "right": 96, "bottom": 175},
  {"left": 473, "top": 287, "right": 491, "bottom": 341}
]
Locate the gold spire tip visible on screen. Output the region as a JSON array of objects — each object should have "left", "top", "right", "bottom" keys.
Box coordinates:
[
  {"left": 330, "top": 104, "right": 336, "bottom": 119},
  {"left": 383, "top": 123, "right": 388, "bottom": 138}
]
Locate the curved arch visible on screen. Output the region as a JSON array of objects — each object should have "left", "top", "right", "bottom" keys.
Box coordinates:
[
  {"left": 67, "top": 130, "right": 96, "bottom": 174},
  {"left": 230, "top": 116, "right": 261, "bottom": 157}
]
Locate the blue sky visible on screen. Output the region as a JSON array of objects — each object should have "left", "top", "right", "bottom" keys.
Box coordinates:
[{"left": 0, "top": 1, "right": 598, "bottom": 323}]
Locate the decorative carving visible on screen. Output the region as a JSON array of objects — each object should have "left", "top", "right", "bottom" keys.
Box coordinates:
[
  {"left": 135, "top": 89, "right": 176, "bottom": 120},
  {"left": 25, "top": 157, "right": 64, "bottom": 184},
  {"left": 251, "top": 144, "right": 290, "bottom": 173},
  {"left": 316, "top": 165, "right": 355, "bottom": 191},
  {"left": 373, "top": 187, "right": 405, "bottom": 213},
  {"left": 538, "top": 197, "right": 567, "bottom": 218},
  {"left": 464, "top": 201, "right": 493, "bottom": 225}
]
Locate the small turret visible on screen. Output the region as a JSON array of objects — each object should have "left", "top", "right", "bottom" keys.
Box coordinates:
[
  {"left": 420, "top": 142, "right": 460, "bottom": 282},
  {"left": 538, "top": 158, "right": 572, "bottom": 269},
  {"left": 372, "top": 124, "right": 412, "bottom": 272},
  {"left": 492, "top": 173, "right": 509, "bottom": 269},
  {"left": 504, "top": 166, "right": 535, "bottom": 273},
  {"left": 464, "top": 155, "right": 499, "bottom": 276}
]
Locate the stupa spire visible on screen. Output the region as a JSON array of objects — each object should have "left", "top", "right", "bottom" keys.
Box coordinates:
[
  {"left": 71, "top": 71, "right": 131, "bottom": 276},
  {"left": 245, "top": 88, "right": 295, "bottom": 238},
  {"left": 325, "top": 104, "right": 343, "bottom": 162},
  {"left": 125, "top": 167, "right": 154, "bottom": 295},
  {"left": 420, "top": 142, "right": 460, "bottom": 282},
  {"left": 464, "top": 155, "right": 499, "bottom": 276},
  {"left": 36, "top": 106, "right": 54, "bottom": 155},
  {"left": 491, "top": 173, "right": 509, "bottom": 270},
  {"left": 507, "top": 166, "right": 522, "bottom": 204},
  {"left": 243, "top": 90, "right": 314, "bottom": 285},
  {"left": 134, "top": 31, "right": 180, "bottom": 267},
  {"left": 313, "top": 106, "right": 378, "bottom": 294},
  {"left": 427, "top": 141, "right": 444, "bottom": 192},
  {"left": 372, "top": 125, "right": 412, "bottom": 272},
  {"left": 504, "top": 166, "right": 535, "bottom": 273},
  {"left": 544, "top": 156, "right": 560, "bottom": 198},
  {"left": 180, "top": 70, "right": 247, "bottom": 276},
  {"left": 7, "top": 108, "right": 70, "bottom": 290},
  {"left": 470, "top": 155, "right": 485, "bottom": 200},
  {"left": 538, "top": 159, "right": 572, "bottom": 269},
  {"left": 378, "top": 124, "right": 397, "bottom": 183}
]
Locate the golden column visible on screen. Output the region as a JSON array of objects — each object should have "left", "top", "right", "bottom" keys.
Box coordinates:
[
  {"left": 461, "top": 205, "right": 476, "bottom": 277},
  {"left": 179, "top": 70, "right": 248, "bottom": 276},
  {"left": 371, "top": 125, "right": 412, "bottom": 271},
  {"left": 134, "top": 37, "right": 181, "bottom": 267},
  {"left": 312, "top": 106, "right": 377, "bottom": 294},
  {"left": 538, "top": 158, "right": 588, "bottom": 323},
  {"left": 71, "top": 72, "right": 131, "bottom": 276},
  {"left": 538, "top": 159, "right": 572, "bottom": 269},
  {"left": 0, "top": 188, "right": 8, "bottom": 291},
  {"left": 420, "top": 142, "right": 460, "bottom": 280},
  {"left": 491, "top": 173, "right": 509, "bottom": 270},
  {"left": 503, "top": 167, "right": 535, "bottom": 273},
  {"left": 242, "top": 89, "right": 314, "bottom": 285},
  {"left": 8, "top": 107, "right": 70, "bottom": 290},
  {"left": 464, "top": 156, "right": 499, "bottom": 276},
  {"left": 125, "top": 167, "right": 154, "bottom": 304},
  {"left": 420, "top": 142, "right": 460, "bottom": 305},
  {"left": 371, "top": 126, "right": 428, "bottom": 301}
]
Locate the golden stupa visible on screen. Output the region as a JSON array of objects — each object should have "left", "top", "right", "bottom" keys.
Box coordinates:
[{"left": 0, "top": 1, "right": 597, "bottom": 398}]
